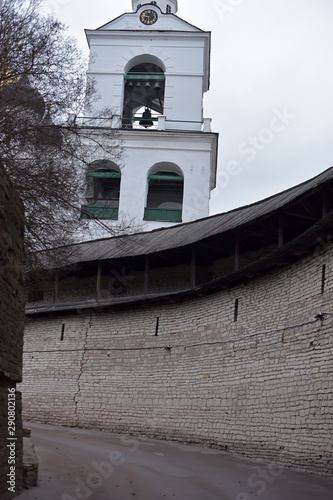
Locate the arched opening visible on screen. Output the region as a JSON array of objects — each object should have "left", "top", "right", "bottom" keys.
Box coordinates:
[
  {"left": 144, "top": 163, "right": 183, "bottom": 222},
  {"left": 122, "top": 60, "right": 165, "bottom": 129},
  {"left": 81, "top": 160, "right": 121, "bottom": 220},
  {"left": 166, "top": 4, "right": 172, "bottom": 13}
]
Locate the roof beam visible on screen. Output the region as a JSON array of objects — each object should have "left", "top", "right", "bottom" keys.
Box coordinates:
[{"left": 284, "top": 210, "right": 318, "bottom": 221}]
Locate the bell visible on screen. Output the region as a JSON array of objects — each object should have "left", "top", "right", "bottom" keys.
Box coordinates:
[
  {"left": 136, "top": 81, "right": 141, "bottom": 88},
  {"left": 127, "top": 81, "right": 134, "bottom": 88},
  {"left": 154, "top": 82, "right": 161, "bottom": 93},
  {"left": 139, "top": 108, "right": 154, "bottom": 128},
  {"left": 145, "top": 81, "right": 151, "bottom": 89}
]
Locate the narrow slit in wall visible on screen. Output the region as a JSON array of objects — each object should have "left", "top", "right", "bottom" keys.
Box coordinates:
[
  {"left": 60, "top": 323, "right": 65, "bottom": 341},
  {"left": 321, "top": 264, "right": 326, "bottom": 294},
  {"left": 155, "top": 317, "right": 160, "bottom": 336},
  {"left": 234, "top": 299, "right": 239, "bottom": 322}
]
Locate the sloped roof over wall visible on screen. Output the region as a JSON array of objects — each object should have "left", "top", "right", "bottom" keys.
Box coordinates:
[
  {"left": 27, "top": 166, "right": 333, "bottom": 316},
  {"left": 46, "top": 166, "right": 333, "bottom": 269}
]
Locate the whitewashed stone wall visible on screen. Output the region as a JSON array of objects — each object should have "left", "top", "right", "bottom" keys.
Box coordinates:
[{"left": 20, "top": 244, "right": 333, "bottom": 477}]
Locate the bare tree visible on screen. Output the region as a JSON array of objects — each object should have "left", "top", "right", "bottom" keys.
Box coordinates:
[{"left": 0, "top": 0, "right": 125, "bottom": 266}]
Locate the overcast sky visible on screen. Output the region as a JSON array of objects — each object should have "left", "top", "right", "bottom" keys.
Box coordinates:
[{"left": 41, "top": 0, "right": 333, "bottom": 214}]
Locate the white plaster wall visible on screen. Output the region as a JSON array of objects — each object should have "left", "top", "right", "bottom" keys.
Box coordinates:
[
  {"left": 86, "top": 32, "right": 210, "bottom": 127},
  {"left": 119, "top": 132, "right": 213, "bottom": 220},
  {"left": 81, "top": 130, "right": 217, "bottom": 237}
]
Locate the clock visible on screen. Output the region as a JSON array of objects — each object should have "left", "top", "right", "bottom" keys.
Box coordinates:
[{"left": 140, "top": 9, "right": 158, "bottom": 25}]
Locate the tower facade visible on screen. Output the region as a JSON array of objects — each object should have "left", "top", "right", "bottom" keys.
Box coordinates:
[{"left": 80, "top": 1, "right": 218, "bottom": 235}]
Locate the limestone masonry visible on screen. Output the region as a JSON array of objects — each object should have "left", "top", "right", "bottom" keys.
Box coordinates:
[{"left": 20, "top": 240, "right": 333, "bottom": 477}]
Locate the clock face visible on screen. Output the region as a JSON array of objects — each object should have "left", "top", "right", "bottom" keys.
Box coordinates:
[{"left": 140, "top": 9, "right": 158, "bottom": 25}]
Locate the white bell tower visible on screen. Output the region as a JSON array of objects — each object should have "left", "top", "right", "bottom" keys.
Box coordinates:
[{"left": 80, "top": 1, "right": 218, "bottom": 236}]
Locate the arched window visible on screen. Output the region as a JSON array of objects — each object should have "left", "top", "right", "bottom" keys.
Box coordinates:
[
  {"left": 144, "top": 164, "right": 183, "bottom": 222},
  {"left": 166, "top": 4, "right": 172, "bottom": 13},
  {"left": 122, "top": 60, "right": 165, "bottom": 129},
  {"left": 81, "top": 160, "right": 121, "bottom": 220}
]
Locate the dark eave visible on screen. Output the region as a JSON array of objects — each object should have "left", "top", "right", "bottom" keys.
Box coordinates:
[{"left": 26, "top": 210, "right": 333, "bottom": 317}]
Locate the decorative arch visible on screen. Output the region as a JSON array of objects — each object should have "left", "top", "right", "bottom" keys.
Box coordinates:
[
  {"left": 81, "top": 160, "right": 121, "bottom": 220},
  {"left": 123, "top": 54, "right": 166, "bottom": 75},
  {"left": 122, "top": 55, "right": 166, "bottom": 129},
  {"left": 144, "top": 162, "right": 184, "bottom": 222}
]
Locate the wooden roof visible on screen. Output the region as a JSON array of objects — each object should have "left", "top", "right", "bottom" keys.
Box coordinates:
[{"left": 44, "top": 166, "right": 333, "bottom": 268}]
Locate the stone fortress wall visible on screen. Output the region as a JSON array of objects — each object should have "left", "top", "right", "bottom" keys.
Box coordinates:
[
  {"left": 20, "top": 241, "right": 333, "bottom": 477},
  {"left": 0, "top": 165, "right": 25, "bottom": 498}
]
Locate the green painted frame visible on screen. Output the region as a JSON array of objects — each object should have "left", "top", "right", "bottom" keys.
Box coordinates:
[
  {"left": 81, "top": 206, "right": 119, "bottom": 220},
  {"left": 144, "top": 207, "right": 182, "bottom": 222}
]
